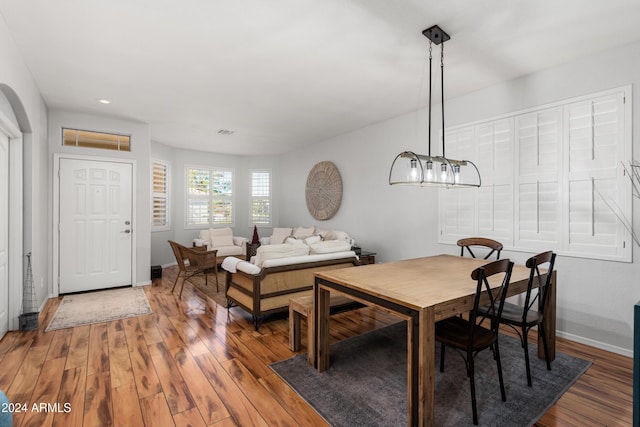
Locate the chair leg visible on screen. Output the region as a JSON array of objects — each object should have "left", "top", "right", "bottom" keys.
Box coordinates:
[
  {"left": 214, "top": 265, "right": 219, "bottom": 292},
  {"left": 494, "top": 340, "right": 506, "bottom": 402},
  {"left": 178, "top": 278, "right": 186, "bottom": 298},
  {"left": 539, "top": 323, "right": 552, "bottom": 371},
  {"left": 468, "top": 355, "right": 478, "bottom": 425},
  {"left": 171, "top": 272, "right": 181, "bottom": 293},
  {"left": 523, "top": 327, "right": 532, "bottom": 387},
  {"left": 440, "top": 343, "right": 446, "bottom": 372}
]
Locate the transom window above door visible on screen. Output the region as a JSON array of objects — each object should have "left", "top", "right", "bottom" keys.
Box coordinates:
[{"left": 62, "top": 128, "right": 131, "bottom": 152}]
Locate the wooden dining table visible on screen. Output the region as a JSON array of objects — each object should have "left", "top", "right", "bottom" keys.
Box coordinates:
[{"left": 313, "top": 254, "right": 556, "bottom": 427}]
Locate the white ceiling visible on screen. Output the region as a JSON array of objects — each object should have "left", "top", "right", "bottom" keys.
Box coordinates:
[{"left": 1, "top": 0, "right": 640, "bottom": 155}]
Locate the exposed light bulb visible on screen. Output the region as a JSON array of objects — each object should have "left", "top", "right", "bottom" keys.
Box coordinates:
[
  {"left": 453, "top": 164, "right": 460, "bottom": 184},
  {"left": 410, "top": 159, "right": 418, "bottom": 181},
  {"left": 425, "top": 160, "right": 433, "bottom": 181},
  {"left": 440, "top": 163, "right": 448, "bottom": 182}
]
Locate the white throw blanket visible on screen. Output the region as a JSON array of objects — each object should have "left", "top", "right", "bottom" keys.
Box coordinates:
[{"left": 221, "top": 256, "right": 243, "bottom": 273}]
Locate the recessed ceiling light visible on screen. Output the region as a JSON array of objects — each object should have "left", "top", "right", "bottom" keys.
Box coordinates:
[
  {"left": 98, "top": 99, "right": 111, "bottom": 104},
  {"left": 217, "top": 129, "right": 234, "bottom": 135}
]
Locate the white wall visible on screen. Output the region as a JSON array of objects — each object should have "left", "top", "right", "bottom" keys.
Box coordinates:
[
  {"left": 149, "top": 141, "right": 281, "bottom": 266},
  {"left": 0, "top": 17, "right": 49, "bottom": 329},
  {"left": 279, "top": 40, "right": 640, "bottom": 355},
  {"left": 48, "top": 110, "right": 151, "bottom": 287}
]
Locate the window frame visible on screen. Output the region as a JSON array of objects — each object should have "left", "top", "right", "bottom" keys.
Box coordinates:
[
  {"left": 151, "top": 159, "right": 170, "bottom": 232},
  {"left": 250, "top": 169, "right": 272, "bottom": 227},
  {"left": 184, "top": 165, "right": 235, "bottom": 229}
]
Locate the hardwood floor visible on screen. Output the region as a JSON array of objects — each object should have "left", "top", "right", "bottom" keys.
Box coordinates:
[{"left": 0, "top": 266, "right": 632, "bottom": 426}]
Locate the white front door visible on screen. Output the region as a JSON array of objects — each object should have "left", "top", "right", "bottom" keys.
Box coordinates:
[
  {"left": 0, "top": 133, "right": 9, "bottom": 337},
  {"left": 59, "top": 158, "right": 133, "bottom": 293}
]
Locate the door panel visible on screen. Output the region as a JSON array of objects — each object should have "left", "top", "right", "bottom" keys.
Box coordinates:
[
  {"left": 0, "top": 133, "right": 8, "bottom": 337},
  {"left": 59, "top": 159, "right": 132, "bottom": 293}
]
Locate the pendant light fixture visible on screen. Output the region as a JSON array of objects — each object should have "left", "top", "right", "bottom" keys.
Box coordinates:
[{"left": 389, "top": 25, "right": 481, "bottom": 187}]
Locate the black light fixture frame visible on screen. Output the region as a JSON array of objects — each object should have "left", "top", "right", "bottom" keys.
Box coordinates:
[{"left": 388, "top": 25, "right": 481, "bottom": 188}]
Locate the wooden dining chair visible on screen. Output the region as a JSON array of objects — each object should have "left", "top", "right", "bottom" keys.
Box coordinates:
[
  {"left": 436, "top": 258, "right": 513, "bottom": 425},
  {"left": 479, "top": 250, "right": 556, "bottom": 386},
  {"left": 168, "top": 240, "right": 219, "bottom": 298},
  {"left": 457, "top": 237, "right": 503, "bottom": 260}
]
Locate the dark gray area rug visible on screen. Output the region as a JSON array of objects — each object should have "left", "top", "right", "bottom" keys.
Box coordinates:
[{"left": 271, "top": 322, "right": 591, "bottom": 427}]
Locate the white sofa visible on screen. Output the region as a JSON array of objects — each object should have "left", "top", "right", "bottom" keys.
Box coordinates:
[
  {"left": 259, "top": 226, "right": 353, "bottom": 247},
  {"left": 193, "top": 227, "right": 248, "bottom": 262},
  {"left": 221, "top": 227, "right": 359, "bottom": 329}
]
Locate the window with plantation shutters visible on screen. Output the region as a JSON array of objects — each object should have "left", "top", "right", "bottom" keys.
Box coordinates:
[
  {"left": 185, "top": 166, "right": 234, "bottom": 227},
  {"left": 250, "top": 170, "right": 271, "bottom": 226},
  {"left": 439, "top": 85, "right": 631, "bottom": 262},
  {"left": 152, "top": 160, "right": 170, "bottom": 231}
]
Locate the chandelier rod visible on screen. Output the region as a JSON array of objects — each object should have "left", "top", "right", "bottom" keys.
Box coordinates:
[
  {"left": 440, "top": 41, "right": 445, "bottom": 159},
  {"left": 428, "top": 40, "right": 433, "bottom": 157}
]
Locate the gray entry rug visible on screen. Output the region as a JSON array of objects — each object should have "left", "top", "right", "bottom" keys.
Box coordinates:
[
  {"left": 271, "top": 322, "right": 591, "bottom": 427},
  {"left": 46, "top": 286, "right": 152, "bottom": 331}
]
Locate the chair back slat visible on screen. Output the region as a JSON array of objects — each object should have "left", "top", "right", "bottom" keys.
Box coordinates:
[
  {"left": 457, "top": 237, "right": 504, "bottom": 260},
  {"left": 168, "top": 240, "right": 188, "bottom": 271},
  {"left": 468, "top": 258, "right": 513, "bottom": 346},
  {"left": 523, "top": 251, "right": 556, "bottom": 318}
]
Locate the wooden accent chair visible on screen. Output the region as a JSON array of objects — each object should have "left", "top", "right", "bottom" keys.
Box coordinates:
[
  {"left": 479, "top": 250, "right": 556, "bottom": 386},
  {"left": 457, "top": 237, "right": 503, "bottom": 260},
  {"left": 436, "top": 258, "right": 514, "bottom": 425},
  {"left": 168, "top": 240, "right": 219, "bottom": 297}
]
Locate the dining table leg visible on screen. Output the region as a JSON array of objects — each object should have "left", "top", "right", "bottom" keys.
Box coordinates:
[
  {"left": 539, "top": 270, "right": 556, "bottom": 361},
  {"left": 413, "top": 307, "right": 435, "bottom": 427},
  {"left": 315, "top": 280, "right": 331, "bottom": 372}
]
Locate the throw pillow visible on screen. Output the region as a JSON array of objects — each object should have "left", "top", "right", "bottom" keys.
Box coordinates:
[
  {"left": 270, "top": 227, "right": 292, "bottom": 244},
  {"left": 293, "top": 226, "right": 315, "bottom": 239}
]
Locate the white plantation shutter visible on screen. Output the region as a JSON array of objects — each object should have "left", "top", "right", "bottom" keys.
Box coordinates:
[
  {"left": 515, "top": 107, "right": 562, "bottom": 249},
  {"left": 152, "top": 160, "right": 169, "bottom": 230},
  {"left": 186, "top": 166, "right": 234, "bottom": 227},
  {"left": 251, "top": 170, "right": 271, "bottom": 225},
  {"left": 566, "top": 93, "right": 627, "bottom": 258},
  {"left": 475, "top": 119, "right": 513, "bottom": 245},
  {"left": 439, "top": 126, "right": 477, "bottom": 243},
  {"left": 438, "top": 86, "right": 631, "bottom": 261}
]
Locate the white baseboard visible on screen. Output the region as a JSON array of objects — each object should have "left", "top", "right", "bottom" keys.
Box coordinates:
[
  {"left": 136, "top": 280, "right": 152, "bottom": 287},
  {"left": 557, "top": 330, "right": 632, "bottom": 358},
  {"left": 161, "top": 261, "right": 177, "bottom": 269}
]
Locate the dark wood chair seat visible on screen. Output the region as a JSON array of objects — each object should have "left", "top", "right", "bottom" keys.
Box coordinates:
[{"left": 435, "top": 316, "right": 496, "bottom": 350}]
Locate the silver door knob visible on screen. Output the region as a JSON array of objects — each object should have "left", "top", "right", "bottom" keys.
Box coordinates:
[{"left": 121, "top": 229, "right": 131, "bottom": 234}]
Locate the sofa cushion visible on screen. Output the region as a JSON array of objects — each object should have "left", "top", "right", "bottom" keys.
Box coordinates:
[
  {"left": 285, "top": 237, "right": 307, "bottom": 246},
  {"left": 215, "top": 245, "right": 243, "bottom": 257},
  {"left": 255, "top": 243, "right": 310, "bottom": 267},
  {"left": 209, "top": 227, "right": 234, "bottom": 247},
  {"left": 308, "top": 240, "right": 352, "bottom": 254},
  {"left": 293, "top": 226, "right": 315, "bottom": 239},
  {"left": 270, "top": 227, "right": 293, "bottom": 244},
  {"left": 304, "top": 235, "right": 322, "bottom": 245}
]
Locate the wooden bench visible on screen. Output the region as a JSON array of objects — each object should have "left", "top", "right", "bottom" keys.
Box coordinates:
[{"left": 289, "top": 294, "right": 362, "bottom": 365}]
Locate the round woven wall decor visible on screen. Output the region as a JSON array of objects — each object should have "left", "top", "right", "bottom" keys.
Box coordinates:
[{"left": 306, "top": 161, "right": 343, "bottom": 221}]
